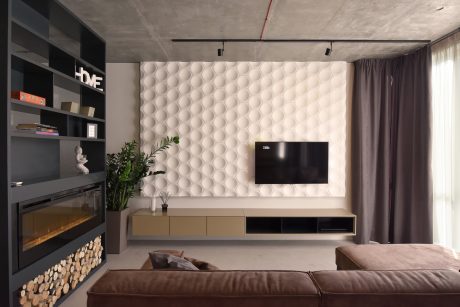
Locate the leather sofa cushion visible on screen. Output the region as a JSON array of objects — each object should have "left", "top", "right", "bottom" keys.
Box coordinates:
[
  {"left": 311, "top": 269, "right": 460, "bottom": 307},
  {"left": 336, "top": 244, "right": 460, "bottom": 270},
  {"left": 87, "top": 270, "right": 320, "bottom": 307}
]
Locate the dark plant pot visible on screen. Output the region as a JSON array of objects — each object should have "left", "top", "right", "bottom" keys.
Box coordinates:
[
  {"left": 161, "top": 204, "right": 168, "bottom": 211},
  {"left": 106, "top": 208, "right": 129, "bottom": 254}
]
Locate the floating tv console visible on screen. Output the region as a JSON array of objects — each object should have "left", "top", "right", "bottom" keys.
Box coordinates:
[{"left": 130, "top": 208, "right": 356, "bottom": 239}]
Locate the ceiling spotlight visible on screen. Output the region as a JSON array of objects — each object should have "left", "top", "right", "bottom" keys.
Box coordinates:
[
  {"left": 325, "top": 41, "right": 333, "bottom": 56},
  {"left": 217, "top": 41, "right": 225, "bottom": 56}
]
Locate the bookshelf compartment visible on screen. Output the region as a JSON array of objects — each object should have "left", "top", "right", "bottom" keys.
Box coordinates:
[
  {"left": 68, "top": 117, "right": 105, "bottom": 139},
  {"left": 53, "top": 82, "right": 81, "bottom": 110},
  {"left": 40, "top": 110, "right": 68, "bottom": 136},
  {"left": 82, "top": 87, "right": 105, "bottom": 118},
  {"left": 11, "top": 137, "right": 60, "bottom": 184},
  {"left": 11, "top": 137, "right": 105, "bottom": 187},
  {"left": 80, "top": 28, "right": 106, "bottom": 71},
  {"left": 59, "top": 140, "right": 105, "bottom": 177},
  {"left": 18, "top": 0, "right": 105, "bottom": 72},
  {"left": 12, "top": 0, "right": 49, "bottom": 38},
  {"left": 11, "top": 22, "right": 50, "bottom": 66},
  {"left": 282, "top": 218, "right": 317, "bottom": 234},
  {"left": 246, "top": 217, "right": 282, "bottom": 234},
  {"left": 11, "top": 99, "right": 105, "bottom": 122},
  {"left": 82, "top": 142, "right": 106, "bottom": 173},
  {"left": 12, "top": 21, "right": 105, "bottom": 91},
  {"left": 3, "top": 1, "right": 106, "bottom": 305},
  {"left": 11, "top": 55, "right": 53, "bottom": 108},
  {"left": 12, "top": 20, "right": 77, "bottom": 78},
  {"left": 317, "top": 217, "right": 354, "bottom": 233}
]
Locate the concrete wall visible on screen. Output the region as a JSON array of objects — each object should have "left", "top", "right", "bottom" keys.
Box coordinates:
[{"left": 106, "top": 63, "right": 353, "bottom": 213}]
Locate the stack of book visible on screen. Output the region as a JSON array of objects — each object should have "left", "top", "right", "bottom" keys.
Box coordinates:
[
  {"left": 16, "top": 123, "right": 59, "bottom": 136},
  {"left": 11, "top": 90, "right": 46, "bottom": 106}
]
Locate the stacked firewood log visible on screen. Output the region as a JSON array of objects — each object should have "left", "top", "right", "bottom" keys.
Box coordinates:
[{"left": 19, "top": 236, "right": 103, "bottom": 307}]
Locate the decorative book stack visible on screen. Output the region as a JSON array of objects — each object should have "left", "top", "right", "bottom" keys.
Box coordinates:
[
  {"left": 11, "top": 91, "right": 46, "bottom": 106},
  {"left": 16, "top": 123, "right": 59, "bottom": 136}
]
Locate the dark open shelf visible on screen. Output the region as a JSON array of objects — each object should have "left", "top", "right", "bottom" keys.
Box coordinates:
[
  {"left": 282, "top": 217, "right": 318, "bottom": 233},
  {"left": 245, "top": 217, "right": 282, "bottom": 233},
  {"left": 11, "top": 131, "right": 105, "bottom": 142},
  {"left": 317, "top": 217, "right": 355, "bottom": 233},
  {"left": 11, "top": 98, "right": 105, "bottom": 122},
  {"left": 246, "top": 216, "right": 355, "bottom": 234},
  {"left": 2, "top": 1, "right": 107, "bottom": 305},
  {"left": 12, "top": 52, "right": 105, "bottom": 95},
  {"left": 11, "top": 17, "right": 105, "bottom": 76}
]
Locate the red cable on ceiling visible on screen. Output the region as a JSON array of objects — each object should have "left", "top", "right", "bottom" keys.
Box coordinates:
[{"left": 259, "top": 0, "right": 273, "bottom": 40}]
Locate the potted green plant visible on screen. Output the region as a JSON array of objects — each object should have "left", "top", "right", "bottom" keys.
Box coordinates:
[{"left": 105, "top": 136, "right": 179, "bottom": 253}]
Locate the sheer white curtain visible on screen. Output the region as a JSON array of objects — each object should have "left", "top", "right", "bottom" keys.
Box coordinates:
[{"left": 432, "top": 33, "right": 460, "bottom": 251}]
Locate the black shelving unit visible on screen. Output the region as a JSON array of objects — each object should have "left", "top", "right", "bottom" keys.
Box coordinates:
[
  {"left": 1, "top": 1, "right": 106, "bottom": 306},
  {"left": 246, "top": 216, "right": 355, "bottom": 234}
]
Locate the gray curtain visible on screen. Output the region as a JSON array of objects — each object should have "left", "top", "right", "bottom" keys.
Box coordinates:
[{"left": 352, "top": 46, "right": 432, "bottom": 244}]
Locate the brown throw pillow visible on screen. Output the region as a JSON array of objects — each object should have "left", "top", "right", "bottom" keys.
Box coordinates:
[{"left": 184, "top": 256, "right": 219, "bottom": 270}]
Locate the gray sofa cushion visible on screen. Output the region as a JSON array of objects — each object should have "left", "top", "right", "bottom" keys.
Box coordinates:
[{"left": 149, "top": 252, "right": 199, "bottom": 270}]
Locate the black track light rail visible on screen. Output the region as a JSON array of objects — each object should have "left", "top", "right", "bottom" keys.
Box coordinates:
[{"left": 172, "top": 38, "right": 430, "bottom": 44}]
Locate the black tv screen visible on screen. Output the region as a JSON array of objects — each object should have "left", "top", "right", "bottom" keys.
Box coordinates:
[{"left": 255, "top": 142, "right": 328, "bottom": 184}]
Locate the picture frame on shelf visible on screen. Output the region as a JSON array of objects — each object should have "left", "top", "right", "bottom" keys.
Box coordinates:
[{"left": 87, "top": 123, "right": 98, "bottom": 139}]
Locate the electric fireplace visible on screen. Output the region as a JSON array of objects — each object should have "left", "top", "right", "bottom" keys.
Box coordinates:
[{"left": 12, "top": 184, "right": 104, "bottom": 271}]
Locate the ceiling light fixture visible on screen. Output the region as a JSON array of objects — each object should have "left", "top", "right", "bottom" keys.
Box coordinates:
[
  {"left": 325, "top": 41, "right": 332, "bottom": 56},
  {"left": 217, "top": 41, "right": 224, "bottom": 56},
  {"left": 173, "top": 38, "right": 430, "bottom": 43}
]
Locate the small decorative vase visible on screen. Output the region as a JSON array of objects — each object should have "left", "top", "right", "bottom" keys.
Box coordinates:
[
  {"left": 161, "top": 203, "right": 168, "bottom": 211},
  {"left": 150, "top": 197, "right": 156, "bottom": 212},
  {"left": 106, "top": 208, "right": 129, "bottom": 254}
]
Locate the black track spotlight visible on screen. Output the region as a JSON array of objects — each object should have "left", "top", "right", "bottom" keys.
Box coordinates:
[
  {"left": 325, "top": 41, "right": 332, "bottom": 56},
  {"left": 217, "top": 41, "right": 225, "bottom": 56}
]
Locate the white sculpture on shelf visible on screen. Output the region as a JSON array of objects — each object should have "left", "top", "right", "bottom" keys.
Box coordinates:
[
  {"left": 75, "top": 145, "right": 89, "bottom": 175},
  {"left": 150, "top": 194, "right": 157, "bottom": 213}
]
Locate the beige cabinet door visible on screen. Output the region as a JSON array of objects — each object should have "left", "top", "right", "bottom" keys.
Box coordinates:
[
  {"left": 207, "top": 217, "right": 245, "bottom": 236},
  {"left": 170, "top": 216, "right": 206, "bottom": 236},
  {"left": 132, "top": 215, "right": 170, "bottom": 236}
]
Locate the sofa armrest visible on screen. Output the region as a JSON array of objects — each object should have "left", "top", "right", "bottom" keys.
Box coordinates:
[{"left": 311, "top": 269, "right": 460, "bottom": 307}]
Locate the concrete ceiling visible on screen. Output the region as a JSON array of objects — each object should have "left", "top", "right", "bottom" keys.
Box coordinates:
[{"left": 59, "top": 0, "right": 460, "bottom": 62}]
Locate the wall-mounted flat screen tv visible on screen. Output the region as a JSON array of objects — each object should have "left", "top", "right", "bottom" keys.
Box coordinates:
[{"left": 255, "top": 142, "right": 328, "bottom": 184}]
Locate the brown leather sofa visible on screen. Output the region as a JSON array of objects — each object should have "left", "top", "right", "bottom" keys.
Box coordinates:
[
  {"left": 336, "top": 244, "right": 460, "bottom": 271},
  {"left": 87, "top": 268, "right": 460, "bottom": 307}
]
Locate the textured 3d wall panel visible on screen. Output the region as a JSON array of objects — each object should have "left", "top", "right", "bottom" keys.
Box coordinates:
[{"left": 140, "top": 62, "right": 348, "bottom": 197}]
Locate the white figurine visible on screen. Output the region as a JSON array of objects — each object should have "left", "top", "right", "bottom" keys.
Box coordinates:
[{"left": 75, "top": 145, "right": 89, "bottom": 174}]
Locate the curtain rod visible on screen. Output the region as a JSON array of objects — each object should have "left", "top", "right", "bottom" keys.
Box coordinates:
[
  {"left": 430, "top": 27, "right": 460, "bottom": 46},
  {"left": 172, "top": 39, "right": 430, "bottom": 44}
]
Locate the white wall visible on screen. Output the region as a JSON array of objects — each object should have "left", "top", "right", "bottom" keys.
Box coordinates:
[
  {"left": 106, "top": 63, "right": 353, "bottom": 212},
  {"left": 106, "top": 63, "right": 140, "bottom": 153},
  {"left": 140, "top": 62, "right": 349, "bottom": 198}
]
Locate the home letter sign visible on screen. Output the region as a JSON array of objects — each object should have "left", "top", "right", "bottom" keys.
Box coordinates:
[{"left": 75, "top": 67, "right": 104, "bottom": 91}]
